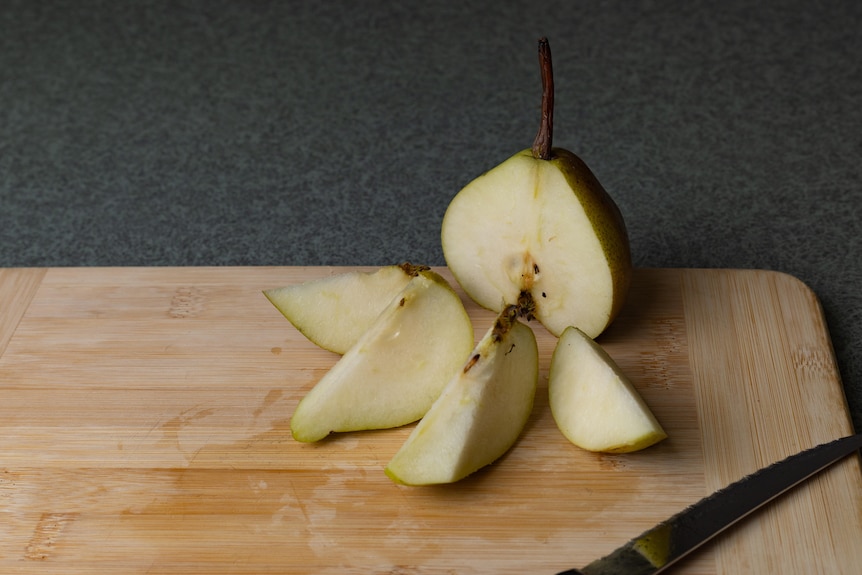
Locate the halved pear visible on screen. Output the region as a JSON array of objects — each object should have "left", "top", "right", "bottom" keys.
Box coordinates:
[
  {"left": 263, "top": 263, "right": 424, "bottom": 354},
  {"left": 289, "top": 270, "right": 474, "bottom": 443},
  {"left": 441, "top": 38, "right": 631, "bottom": 338},
  {"left": 549, "top": 326, "right": 667, "bottom": 453},
  {"left": 385, "top": 306, "right": 538, "bottom": 485}
]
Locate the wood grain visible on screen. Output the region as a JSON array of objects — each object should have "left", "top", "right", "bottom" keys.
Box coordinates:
[
  {"left": 0, "top": 266, "right": 859, "bottom": 574},
  {"left": 0, "top": 268, "right": 45, "bottom": 356}
]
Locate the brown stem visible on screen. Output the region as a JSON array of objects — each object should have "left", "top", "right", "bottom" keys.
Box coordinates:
[{"left": 531, "top": 37, "right": 554, "bottom": 160}]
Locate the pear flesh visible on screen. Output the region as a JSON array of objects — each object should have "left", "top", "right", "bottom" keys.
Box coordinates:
[
  {"left": 289, "top": 271, "right": 474, "bottom": 443},
  {"left": 263, "top": 264, "right": 418, "bottom": 354},
  {"left": 385, "top": 307, "right": 539, "bottom": 485},
  {"left": 441, "top": 148, "right": 631, "bottom": 339},
  {"left": 549, "top": 326, "right": 667, "bottom": 453}
]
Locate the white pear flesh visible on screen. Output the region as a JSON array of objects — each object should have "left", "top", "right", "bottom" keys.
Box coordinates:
[
  {"left": 549, "top": 326, "right": 666, "bottom": 453},
  {"left": 385, "top": 308, "right": 538, "bottom": 485},
  {"left": 441, "top": 149, "right": 630, "bottom": 338},
  {"left": 263, "top": 264, "right": 415, "bottom": 354},
  {"left": 289, "top": 271, "right": 474, "bottom": 443}
]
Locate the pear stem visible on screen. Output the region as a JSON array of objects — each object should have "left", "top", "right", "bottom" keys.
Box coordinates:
[{"left": 532, "top": 37, "right": 554, "bottom": 161}]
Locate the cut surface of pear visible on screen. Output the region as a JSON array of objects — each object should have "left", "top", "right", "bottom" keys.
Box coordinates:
[
  {"left": 289, "top": 270, "right": 474, "bottom": 443},
  {"left": 263, "top": 263, "right": 421, "bottom": 354},
  {"left": 385, "top": 307, "right": 538, "bottom": 485},
  {"left": 549, "top": 326, "right": 667, "bottom": 453},
  {"left": 441, "top": 39, "right": 631, "bottom": 339},
  {"left": 441, "top": 150, "right": 630, "bottom": 339}
]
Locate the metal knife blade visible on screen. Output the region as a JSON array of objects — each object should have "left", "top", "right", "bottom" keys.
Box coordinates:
[{"left": 556, "top": 433, "right": 862, "bottom": 575}]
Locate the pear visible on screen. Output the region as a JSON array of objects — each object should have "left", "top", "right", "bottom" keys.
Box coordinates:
[
  {"left": 385, "top": 306, "right": 538, "bottom": 485},
  {"left": 289, "top": 270, "right": 474, "bottom": 443},
  {"left": 549, "top": 326, "right": 667, "bottom": 453},
  {"left": 263, "top": 263, "right": 426, "bottom": 354},
  {"left": 441, "top": 38, "right": 631, "bottom": 338}
]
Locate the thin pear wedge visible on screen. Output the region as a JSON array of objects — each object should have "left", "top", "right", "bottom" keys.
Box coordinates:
[
  {"left": 289, "top": 270, "right": 474, "bottom": 443},
  {"left": 385, "top": 306, "right": 538, "bottom": 485},
  {"left": 263, "top": 263, "right": 425, "bottom": 354},
  {"left": 549, "top": 326, "right": 667, "bottom": 453},
  {"left": 441, "top": 38, "right": 631, "bottom": 338}
]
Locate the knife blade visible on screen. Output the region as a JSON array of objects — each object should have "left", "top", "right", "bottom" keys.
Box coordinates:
[{"left": 556, "top": 433, "right": 862, "bottom": 575}]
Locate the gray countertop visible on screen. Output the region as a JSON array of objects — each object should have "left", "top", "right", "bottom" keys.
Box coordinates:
[{"left": 2, "top": 0, "right": 860, "bottom": 432}]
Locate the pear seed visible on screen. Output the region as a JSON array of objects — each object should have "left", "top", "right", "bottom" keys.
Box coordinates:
[{"left": 463, "top": 354, "right": 480, "bottom": 373}]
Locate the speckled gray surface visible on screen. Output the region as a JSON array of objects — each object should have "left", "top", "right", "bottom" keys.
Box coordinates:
[{"left": 2, "top": 0, "right": 860, "bottom": 431}]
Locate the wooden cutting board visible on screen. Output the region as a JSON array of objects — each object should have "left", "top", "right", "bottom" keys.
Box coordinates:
[{"left": 1, "top": 266, "right": 860, "bottom": 574}]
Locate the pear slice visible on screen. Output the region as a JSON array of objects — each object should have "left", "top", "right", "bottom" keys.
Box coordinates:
[
  {"left": 441, "top": 38, "right": 631, "bottom": 338},
  {"left": 289, "top": 270, "right": 474, "bottom": 443},
  {"left": 549, "top": 326, "right": 667, "bottom": 453},
  {"left": 385, "top": 306, "right": 538, "bottom": 485},
  {"left": 263, "top": 263, "right": 425, "bottom": 354}
]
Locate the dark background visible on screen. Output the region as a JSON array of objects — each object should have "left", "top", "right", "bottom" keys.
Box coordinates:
[{"left": 2, "top": 0, "right": 860, "bottom": 431}]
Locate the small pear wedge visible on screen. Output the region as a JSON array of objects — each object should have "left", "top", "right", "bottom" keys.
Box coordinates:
[
  {"left": 385, "top": 306, "right": 538, "bottom": 485},
  {"left": 549, "top": 326, "right": 667, "bottom": 453},
  {"left": 289, "top": 270, "right": 474, "bottom": 443},
  {"left": 264, "top": 263, "right": 425, "bottom": 354}
]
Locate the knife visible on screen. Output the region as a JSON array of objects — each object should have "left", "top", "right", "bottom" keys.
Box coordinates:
[{"left": 557, "top": 433, "right": 862, "bottom": 575}]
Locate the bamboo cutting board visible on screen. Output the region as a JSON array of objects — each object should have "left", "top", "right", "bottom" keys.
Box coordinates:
[{"left": 1, "top": 266, "right": 860, "bottom": 574}]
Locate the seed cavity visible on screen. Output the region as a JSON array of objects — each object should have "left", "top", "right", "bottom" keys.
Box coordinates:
[
  {"left": 517, "top": 291, "right": 536, "bottom": 322},
  {"left": 398, "top": 262, "right": 431, "bottom": 277},
  {"left": 493, "top": 305, "right": 519, "bottom": 342}
]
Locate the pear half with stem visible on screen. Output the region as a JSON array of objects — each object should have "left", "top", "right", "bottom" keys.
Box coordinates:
[
  {"left": 289, "top": 270, "right": 474, "bottom": 443},
  {"left": 264, "top": 263, "right": 426, "bottom": 354},
  {"left": 441, "top": 38, "right": 631, "bottom": 338},
  {"left": 549, "top": 326, "right": 667, "bottom": 453},
  {"left": 385, "top": 305, "right": 538, "bottom": 485}
]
